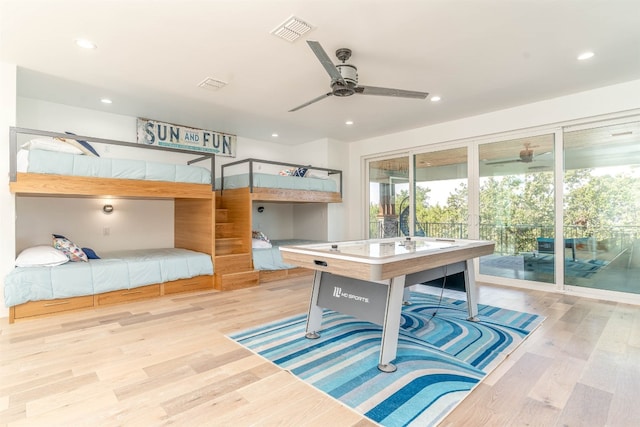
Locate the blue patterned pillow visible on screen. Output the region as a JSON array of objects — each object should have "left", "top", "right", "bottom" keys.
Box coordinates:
[
  {"left": 52, "top": 234, "right": 88, "bottom": 262},
  {"left": 292, "top": 167, "right": 308, "bottom": 177},
  {"left": 82, "top": 247, "right": 101, "bottom": 259}
]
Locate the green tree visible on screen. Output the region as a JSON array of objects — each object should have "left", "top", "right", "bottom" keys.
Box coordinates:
[{"left": 379, "top": 167, "right": 639, "bottom": 251}]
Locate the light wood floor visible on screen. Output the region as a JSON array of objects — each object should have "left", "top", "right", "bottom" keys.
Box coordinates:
[{"left": 1, "top": 277, "right": 639, "bottom": 426}]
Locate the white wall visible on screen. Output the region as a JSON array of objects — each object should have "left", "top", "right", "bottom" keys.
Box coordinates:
[
  {"left": 292, "top": 204, "right": 328, "bottom": 241},
  {"left": 16, "top": 197, "right": 174, "bottom": 253},
  {"left": 0, "top": 62, "right": 17, "bottom": 319},
  {"left": 326, "top": 138, "right": 349, "bottom": 242},
  {"left": 346, "top": 79, "right": 640, "bottom": 240},
  {"left": 251, "top": 202, "right": 294, "bottom": 239}
]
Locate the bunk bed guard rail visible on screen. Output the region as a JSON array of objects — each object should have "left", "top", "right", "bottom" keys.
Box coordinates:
[
  {"left": 220, "top": 158, "right": 343, "bottom": 198},
  {"left": 8, "top": 127, "right": 216, "bottom": 191}
]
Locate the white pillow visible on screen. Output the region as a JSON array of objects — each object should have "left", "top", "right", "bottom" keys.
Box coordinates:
[
  {"left": 21, "top": 137, "right": 83, "bottom": 155},
  {"left": 15, "top": 246, "right": 69, "bottom": 267},
  {"left": 252, "top": 238, "right": 273, "bottom": 249}
]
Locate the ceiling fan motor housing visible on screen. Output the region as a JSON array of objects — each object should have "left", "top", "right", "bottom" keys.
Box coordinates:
[
  {"left": 333, "top": 63, "right": 358, "bottom": 96},
  {"left": 520, "top": 148, "right": 534, "bottom": 162},
  {"left": 288, "top": 40, "right": 429, "bottom": 111}
]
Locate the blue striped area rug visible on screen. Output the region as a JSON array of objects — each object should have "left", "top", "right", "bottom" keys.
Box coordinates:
[{"left": 229, "top": 291, "right": 543, "bottom": 426}]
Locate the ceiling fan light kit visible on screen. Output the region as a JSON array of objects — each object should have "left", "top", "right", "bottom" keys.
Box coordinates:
[{"left": 289, "top": 40, "right": 429, "bottom": 112}]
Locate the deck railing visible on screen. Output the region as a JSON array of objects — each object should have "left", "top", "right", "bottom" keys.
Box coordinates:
[{"left": 369, "top": 220, "right": 640, "bottom": 255}]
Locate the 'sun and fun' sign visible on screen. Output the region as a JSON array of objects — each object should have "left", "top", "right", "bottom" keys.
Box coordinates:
[{"left": 136, "top": 118, "right": 236, "bottom": 157}]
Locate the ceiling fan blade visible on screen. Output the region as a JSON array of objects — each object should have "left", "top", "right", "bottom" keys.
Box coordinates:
[
  {"left": 306, "top": 40, "right": 345, "bottom": 85},
  {"left": 288, "top": 92, "right": 333, "bottom": 112},
  {"left": 485, "top": 159, "right": 522, "bottom": 165},
  {"left": 355, "top": 85, "right": 428, "bottom": 99}
]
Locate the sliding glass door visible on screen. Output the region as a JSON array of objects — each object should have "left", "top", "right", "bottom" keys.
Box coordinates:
[
  {"left": 563, "top": 120, "right": 640, "bottom": 293},
  {"left": 414, "top": 148, "right": 468, "bottom": 238},
  {"left": 477, "top": 134, "right": 555, "bottom": 282},
  {"left": 367, "top": 155, "right": 410, "bottom": 238},
  {"left": 364, "top": 115, "right": 640, "bottom": 300}
]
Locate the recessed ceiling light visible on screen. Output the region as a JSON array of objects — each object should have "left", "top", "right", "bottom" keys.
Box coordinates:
[
  {"left": 271, "top": 133, "right": 279, "bottom": 137},
  {"left": 577, "top": 51, "right": 594, "bottom": 60},
  {"left": 430, "top": 96, "right": 441, "bottom": 102},
  {"left": 345, "top": 120, "right": 354, "bottom": 125},
  {"left": 100, "top": 98, "right": 112, "bottom": 104},
  {"left": 75, "top": 38, "right": 97, "bottom": 49}
]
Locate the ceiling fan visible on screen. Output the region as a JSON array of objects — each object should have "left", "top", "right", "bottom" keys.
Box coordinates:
[
  {"left": 289, "top": 40, "right": 429, "bottom": 112},
  {"left": 485, "top": 142, "right": 548, "bottom": 165}
]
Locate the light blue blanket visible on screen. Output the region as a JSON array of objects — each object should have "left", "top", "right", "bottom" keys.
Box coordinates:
[
  {"left": 26, "top": 149, "right": 212, "bottom": 184},
  {"left": 4, "top": 248, "right": 213, "bottom": 307},
  {"left": 216, "top": 173, "right": 337, "bottom": 192},
  {"left": 252, "top": 239, "right": 324, "bottom": 270}
]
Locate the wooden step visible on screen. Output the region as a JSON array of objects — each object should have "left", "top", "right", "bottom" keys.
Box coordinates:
[
  {"left": 214, "top": 270, "right": 259, "bottom": 291},
  {"left": 215, "top": 222, "right": 236, "bottom": 238},
  {"left": 259, "top": 267, "right": 313, "bottom": 283},
  {"left": 216, "top": 209, "right": 228, "bottom": 222},
  {"left": 214, "top": 253, "right": 252, "bottom": 274},
  {"left": 215, "top": 237, "right": 244, "bottom": 255}
]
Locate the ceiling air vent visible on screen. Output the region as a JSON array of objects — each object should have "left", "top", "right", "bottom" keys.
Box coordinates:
[
  {"left": 271, "top": 16, "right": 313, "bottom": 42},
  {"left": 198, "top": 77, "right": 227, "bottom": 91}
]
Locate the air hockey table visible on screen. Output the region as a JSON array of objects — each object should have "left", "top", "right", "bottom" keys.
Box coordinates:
[{"left": 279, "top": 236, "right": 495, "bottom": 372}]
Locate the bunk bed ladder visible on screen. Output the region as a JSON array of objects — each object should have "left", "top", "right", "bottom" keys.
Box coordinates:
[{"left": 214, "top": 191, "right": 259, "bottom": 290}]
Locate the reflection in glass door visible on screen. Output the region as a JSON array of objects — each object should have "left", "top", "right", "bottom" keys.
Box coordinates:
[
  {"left": 367, "top": 156, "right": 410, "bottom": 238},
  {"left": 478, "top": 134, "right": 556, "bottom": 283},
  {"left": 563, "top": 121, "right": 640, "bottom": 294},
  {"left": 413, "top": 148, "right": 468, "bottom": 238}
]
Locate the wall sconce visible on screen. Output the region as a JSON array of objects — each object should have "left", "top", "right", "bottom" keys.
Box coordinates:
[
  {"left": 103, "top": 204, "right": 114, "bottom": 214},
  {"left": 257, "top": 206, "right": 264, "bottom": 213}
]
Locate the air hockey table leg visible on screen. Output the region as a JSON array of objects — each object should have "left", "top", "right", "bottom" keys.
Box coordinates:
[
  {"left": 464, "top": 259, "right": 479, "bottom": 321},
  {"left": 402, "top": 285, "right": 412, "bottom": 306},
  {"left": 305, "top": 270, "right": 324, "bottom": 339},
  {"left": 377, "top": 274, "right": 406, "bottom": 373}
]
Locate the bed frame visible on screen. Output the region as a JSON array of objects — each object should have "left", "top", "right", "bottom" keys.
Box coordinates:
[
  {"left": 219, "top": 158, "right": 342, "bottom": 203},
  {"left": 7, "top": 127, "right": 217, "bottom": 322},
  {"left": 9, "top": 127, "right": 215, "bottom": 198},
  {"left": 215, "top": 159, "right": 343, "bottom": 290},
  {"left": 8, "top": 275, "right": 212, "bottom": 323}
]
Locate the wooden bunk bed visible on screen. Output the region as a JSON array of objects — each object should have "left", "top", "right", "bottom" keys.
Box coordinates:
[
  {"left": 215, "top": 158, "right": 342, "bottom": 290},
  {"left": 6, "top": 127, "right": 216, "bottom": 322}
]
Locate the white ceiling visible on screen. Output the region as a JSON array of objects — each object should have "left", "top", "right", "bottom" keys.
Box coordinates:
[{"left": 2, "top": 0, "right": 639, "bottom": 145}]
